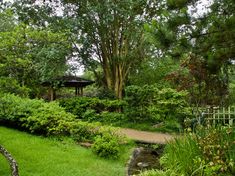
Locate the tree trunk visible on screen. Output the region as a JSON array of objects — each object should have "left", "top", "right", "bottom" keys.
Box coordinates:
[
  {"left": 114, "top": 65, "right": 124, "bottom": 99},
  {"left": 0, "top": 145, "right": 19, "bottom": 176}
]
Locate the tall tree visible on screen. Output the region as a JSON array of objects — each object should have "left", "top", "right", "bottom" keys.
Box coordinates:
[
  {"left": 0, "top": 5, "right": 72, "bottom": 97},
  {"left": 146, "top": 0, "right": 235, "bottom": 105},
  {"left": 60, "top": 0, "right": 157, "bottom": 99}
]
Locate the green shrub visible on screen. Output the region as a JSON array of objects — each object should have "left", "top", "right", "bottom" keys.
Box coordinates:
[
  {"left": 98, "top": 111, "right": 125, "bottom": 124},
  {"left": 58, "top": 97, "right": 127, "bottom": 124},
  {"left": 81, "top": 109, "right": 98, "bottom": 122},
  {"left": 58, "top": 97, "right": 102, "bottom": 118},
  {"left": 0, "top": 93, "right": 43, "bottom": 122},
  {"left": 92, "top": 132, "right": 121, "bottom": 159},
  {"left": 67, "top": 121, "right": 102, "bottom": 142},
  {"left": 0, "top": 77, "right": 30, "bottom": 97},
  {"left": 0, "top": 93, "right": 128, "bottom": 158},
  {"left": 23, "top": 102, "right": 75, "bottom": 135},
  {"left": 125, "top": 85, "right": 192, "bottom": 124},
  {"left": 0, "top": 93, "right": 75, "bottom": 135}
]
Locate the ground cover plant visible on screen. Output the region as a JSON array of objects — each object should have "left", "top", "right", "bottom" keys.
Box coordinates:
[
  {"left": 140, "top": 126, "right": 235, "bottom": 176},
  {"left": 0, "top": 126, "right": 132, "bottom": 176}
]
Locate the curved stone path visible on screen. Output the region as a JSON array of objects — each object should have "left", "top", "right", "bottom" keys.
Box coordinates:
[{"left": 119, "top": 128, "right": 177, "bottom": 144}]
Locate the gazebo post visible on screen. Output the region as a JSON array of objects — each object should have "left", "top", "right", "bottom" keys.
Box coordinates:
[
  {"left": 75, "top": 87, "right": 78, "bottom": 96},
  {"left": 49, "top": 87, "right": 56, "bottom": 101},
  {"left": 81, "top": 87, "right": 84, "bottom": 96}
]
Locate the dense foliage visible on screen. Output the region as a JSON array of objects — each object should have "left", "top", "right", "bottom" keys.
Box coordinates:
[
  {"left": 125, "top": 85, "right": 192, "bottom": 125},
  {"left": 0, "top": 0, "right": 234, "bottom": 171},
  {"left": 0, "top": 94, "right": 126, "bottom": 158},
  {"left": 58, "top": 89, "right": 192, "bottom": 131},
  {"left": 145, "top": 0, "right": 235, "bottom": 106},
  {"left": 58, "top": 97, "right": 126, "bottom": 124},
  {"left": 141, "top": 126, "right": 235, "bottom": 176}
]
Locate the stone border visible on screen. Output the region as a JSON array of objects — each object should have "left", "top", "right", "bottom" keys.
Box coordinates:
[
  {"left": 125, "top": 147, "right": 144, "bottom": 176},
  {"left": 0, "top": 145, "right": 19, "bottom": 176}
]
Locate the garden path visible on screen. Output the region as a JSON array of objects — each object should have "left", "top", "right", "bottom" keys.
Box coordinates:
[{"left": 119, "top": 128, "right": 176, "bottom": 144}]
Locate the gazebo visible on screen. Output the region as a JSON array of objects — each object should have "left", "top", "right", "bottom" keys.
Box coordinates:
[{"left": 41, "top": 76, "right": 94, "bottom": 101}]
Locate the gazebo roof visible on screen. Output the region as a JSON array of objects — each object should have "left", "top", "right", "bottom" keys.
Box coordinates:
[{"left": 41, "top": 76, "right": 95, "bottom": 88}]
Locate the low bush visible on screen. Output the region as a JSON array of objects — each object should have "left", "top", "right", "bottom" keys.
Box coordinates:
[
  {"left": 0, "top": 93, "right": 127, "bottom": 159},
  {"left": 23, "top": 102, "right": 76, "bottom": 135},
  {"left": 92, "top": 132, "right": 122, "bottom": 159},
  {"left": 0, "top": 93, "right": 44, "bottom": 122},
  {"left": 0, "top": 93, "right": 75, "bottom": 135},
  {"left": 58, "top": 97, "right": 101, "bottom": 118},
  {"left": 98, "top": 111, "right": 125, "bottom": 124}
]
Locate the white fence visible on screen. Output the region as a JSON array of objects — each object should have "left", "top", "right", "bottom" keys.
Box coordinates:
[{"left": 199, "top": 106, "right": 235, "bottom": 126}]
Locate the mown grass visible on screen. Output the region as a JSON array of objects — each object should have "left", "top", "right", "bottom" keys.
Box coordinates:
[{"left": 0, "top": 126, "right": 132, "bottom": 176}]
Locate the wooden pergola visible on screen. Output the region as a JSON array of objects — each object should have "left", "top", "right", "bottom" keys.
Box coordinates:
[{"left": 41, "top": 76, "right": 94, "bottom": 101}]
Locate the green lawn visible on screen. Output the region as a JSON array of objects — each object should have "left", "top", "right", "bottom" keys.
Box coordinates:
[{"left": 0, "top": 126, "right": 132, "bottom": 176}]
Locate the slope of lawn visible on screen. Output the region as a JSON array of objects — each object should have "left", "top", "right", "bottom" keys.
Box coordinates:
[{"left": 0, "top": 126, "right": 132, "bottom": 176}]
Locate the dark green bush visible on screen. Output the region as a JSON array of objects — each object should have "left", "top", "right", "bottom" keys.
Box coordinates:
[
  {"left": 58, "top": 97, "right": 102, "bottom": 118},
  {"left": 125, "top": 85, "right": 192, "bottom": 125},
  {"left": 99, "top": 111, "right": 125, "bottom": 124},
  {"left": 58, "top": 97, "right": 127, "bottom": 123}
]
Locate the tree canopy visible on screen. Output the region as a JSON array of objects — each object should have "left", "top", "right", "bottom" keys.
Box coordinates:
[{"left": 0, "top": 0, "right": 234, "bottom": 103}]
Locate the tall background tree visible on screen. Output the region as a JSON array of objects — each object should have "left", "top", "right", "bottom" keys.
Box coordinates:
[
  {"left": 0, "top": 2, "right": 72, "bottom": 97},
  {"left": 59, "top": 0, "right": 158, "bottom": 99},
  {"left": 145, "top": 0, "right": 235, "bottom": 106}
]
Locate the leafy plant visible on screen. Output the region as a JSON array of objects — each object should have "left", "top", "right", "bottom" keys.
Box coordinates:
[
  {"left": 0, "top": 94, "right": 127, "bottom": 158},
  {"left": 158, "top": 127, "right": 235, "bottom": 175},
  {"left": 92, "top": 132, "right": 122, "bottom": 159},
  {"left": 59, "top": 97, "right": 126, "bottom": 116},
  {"left": 195, "top": 126, "right": 235, "bottom": 175},
  {"left": 125, "top": 85, "right": 192, "bottom": 125},
  {"left": 160, "top": 135, "right": 202, "bottom": 175}
]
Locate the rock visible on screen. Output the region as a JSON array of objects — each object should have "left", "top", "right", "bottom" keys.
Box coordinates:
[
  {"left": 152, "top": 122, "right": 164, "bottom": 128},
  {"left": 78, "top": 142, "right": 92, "bottom": 148},
  {"left": 137, "top": 162, "right": 149, "bottom": 168}
]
